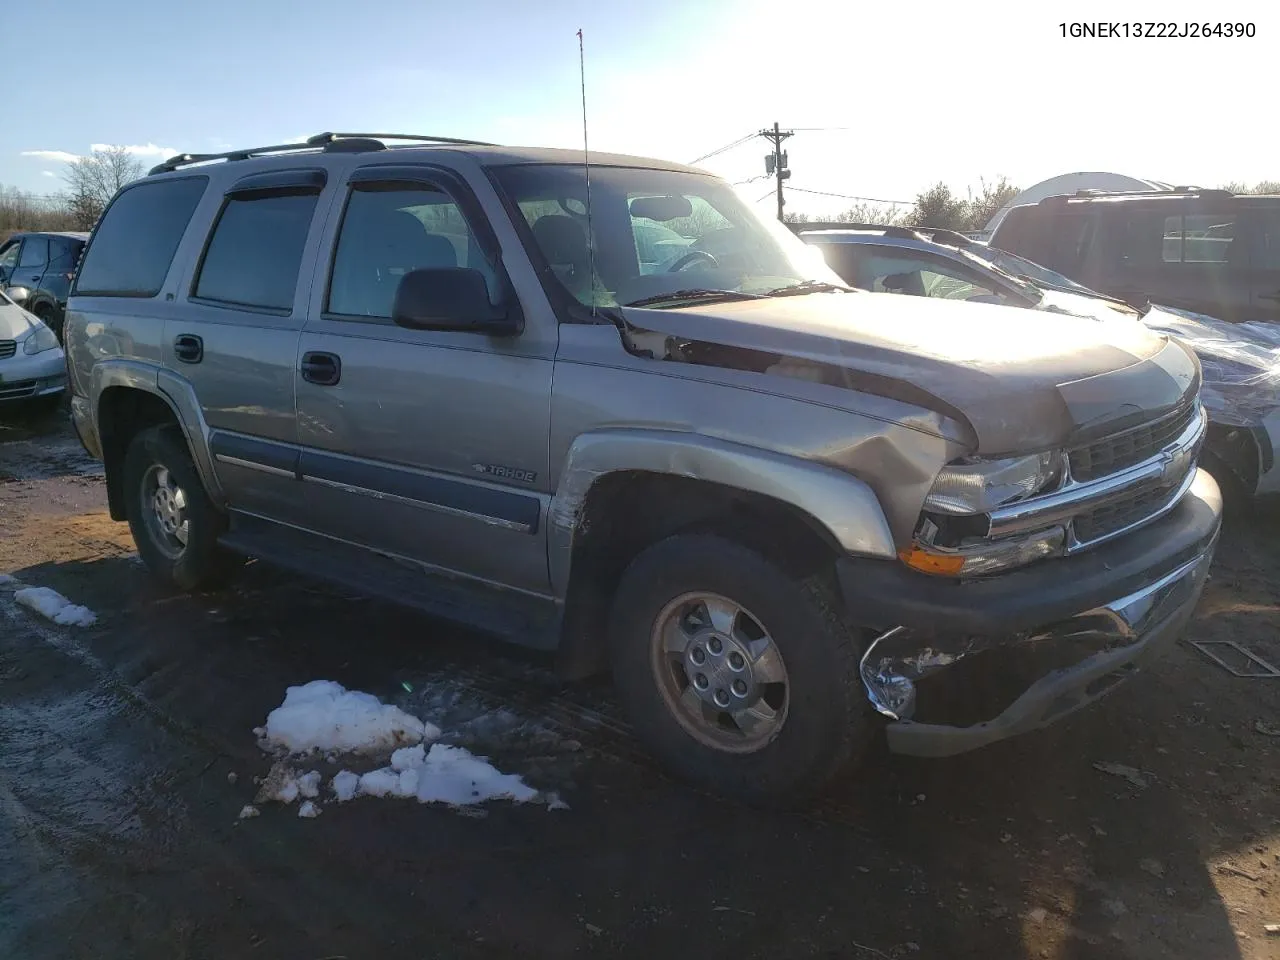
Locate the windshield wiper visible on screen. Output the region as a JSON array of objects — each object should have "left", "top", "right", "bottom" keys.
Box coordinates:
[
  {"left": 1022, "top": 275, "right": 1139, "bottom": 310},
  {"left": 623, "top": 288, "right": 767, "bottom": 308},
  {"left": 763, "top": 279, "right": 854, "bottom": 297}
]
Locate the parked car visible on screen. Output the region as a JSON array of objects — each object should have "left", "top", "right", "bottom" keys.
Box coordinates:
[
  {"left": 0, "top": 231, "right": 89, "bottom": 342},
  {"left": 0, "top": 287, "right": 66, "bottom": 406},
  {"left": 797, "top": 224, "right": 1280, "bottom": 502},
  {"left": 987, "top": 187, "right": 1280, "bottom": 325},
  {"left": 65, "top": 133, "right": 1221, "bottom": 802}
]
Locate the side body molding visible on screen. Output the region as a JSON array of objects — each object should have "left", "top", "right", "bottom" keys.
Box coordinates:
[{"left": 547, "top": 429, "right": 896, "bottom": 597}]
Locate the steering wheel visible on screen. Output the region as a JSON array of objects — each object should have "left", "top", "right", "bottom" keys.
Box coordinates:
[{"left": 667, "top": 250, "right": 719, "bottom": 272}]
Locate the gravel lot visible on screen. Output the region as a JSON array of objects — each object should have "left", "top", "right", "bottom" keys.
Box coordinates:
[{"left": 2, "top": 403, "right": 1278, "bottom": 960}]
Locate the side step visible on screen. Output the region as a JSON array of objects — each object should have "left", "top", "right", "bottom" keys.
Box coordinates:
[{"left": 219, "top": 512, "right": 561, "bottom": 650}]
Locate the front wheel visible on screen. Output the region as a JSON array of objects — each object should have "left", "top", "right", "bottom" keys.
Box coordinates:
[
  {"left": 608, "top": 533, "right": 875, "bottom": 804},
  {"left": 123, "top": 425, "right": 236, "bottom": 590}
]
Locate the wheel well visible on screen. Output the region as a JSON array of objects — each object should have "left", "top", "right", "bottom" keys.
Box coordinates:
[
  {"left": 556, "top": 471, "right": 842, "bottom": 679},
  {"left": 99, "top": 387, "right": 182, "bottom": 520},
  {"left": 1204, "top": 421, "right": 1261, "bottom": 496}
]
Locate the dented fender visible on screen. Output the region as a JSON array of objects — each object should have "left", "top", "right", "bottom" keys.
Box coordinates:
[{"left": 547, "top": 428, "right": 896, "bottom": 597}]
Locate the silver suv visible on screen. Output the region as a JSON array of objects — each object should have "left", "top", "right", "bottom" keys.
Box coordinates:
[{"left": 65, "top": 133, "right": 1222, "bottom": 802}]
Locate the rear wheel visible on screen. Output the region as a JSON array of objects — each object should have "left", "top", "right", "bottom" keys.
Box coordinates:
[
  {"left": 123, "top": 426, "right": 235, "bottom": 590},
  {"left": 608, "top": 533, "right": 875, "bottom": 804}
]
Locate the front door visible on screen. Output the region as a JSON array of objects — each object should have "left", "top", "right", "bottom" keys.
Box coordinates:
[
  {"left": 0, "top": 237, "right": 20, "bottom": 289},
  {"left": 294, "top": 165, "right": 555, "bottom": 596}
]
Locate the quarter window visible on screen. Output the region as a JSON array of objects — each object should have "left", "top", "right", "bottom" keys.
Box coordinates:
[
  {"left": 75, "top": 177, "right": 208, "bottom": 297},
  {"left": 195, "top": 192, "right": 319, "bottom": 311},
  {"left": 327, "top": 184, "right": 495, "bottom": 320}
]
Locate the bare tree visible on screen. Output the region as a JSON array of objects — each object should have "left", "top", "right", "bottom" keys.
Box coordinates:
[
  {"left": 964, "top": 176, "right": 1019, "bottom": 232},
  {"left": 1220, "top": 179, "right": 1280, "bottom": 195},
  {"left": 61, "top": 146, "right": 143, "bottom": 229}
]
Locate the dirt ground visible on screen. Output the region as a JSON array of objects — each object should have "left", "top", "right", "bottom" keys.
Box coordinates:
[{"left": 2, "top": 403, "right": 1279, "bottom": 960}]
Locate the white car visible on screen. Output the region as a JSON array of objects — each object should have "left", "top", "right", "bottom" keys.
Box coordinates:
[{"left": 0, "top": 286, "right": 66, "bottom": 405}]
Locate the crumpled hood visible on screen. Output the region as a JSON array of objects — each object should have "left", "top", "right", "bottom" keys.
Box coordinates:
[
  {"left": 622, "top": 291, "right": 1199, "bottom": 454},
  {"left": 0, "top": 300, "right": 38, "bottom": 341}
]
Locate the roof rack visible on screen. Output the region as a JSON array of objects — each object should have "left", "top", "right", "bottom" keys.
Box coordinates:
[
  {"left": 149, "top": 131, "right": 497, "bottom": 175},
  {"left": 1039, "top": 186, "right": 1233, "bottom": 204}
]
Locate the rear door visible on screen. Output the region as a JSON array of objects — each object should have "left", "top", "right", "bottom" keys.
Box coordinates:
[
  {"left": 293, "top": 162, "right": 555, "bottom": 595},
  {"left": 1240, "top": 203, "right": 1280, "bottom": 323},
  {"left": 166, "top": 166, "right": 338, "bottom": 524},
  {"left": 13, "top": 235, "right": 50, "bottom": 295}
]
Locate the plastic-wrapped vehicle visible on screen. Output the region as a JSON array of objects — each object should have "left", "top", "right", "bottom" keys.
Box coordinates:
[{"left": 799, "top": 224, "right": 1280, "bottom": 499}]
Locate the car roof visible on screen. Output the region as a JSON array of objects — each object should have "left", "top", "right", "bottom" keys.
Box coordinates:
[
  {"left": 10, "top": 231, "right": 90, "bottom": 241},
  {"left": 143, "top": 134, "right": 707, "bottom": 179}
]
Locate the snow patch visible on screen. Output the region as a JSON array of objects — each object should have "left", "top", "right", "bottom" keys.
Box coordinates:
[
  {"left": 331, "top": 770, "right": 360, "bottom": 802},
  {"left": 255, "top": 761, "right": 322, "bottom": 805},
  {"left": 13, "top": 586, "right": 97, "bottom": 627},
  {"left": 298, "top": 800, "right": 321, "bottom": 819},
  {"left": 260, "top": 680, "right": 438, "bottom": 755},
  {"left": 0, "top": 573, "right": 15, "bottom": 584},
  {"left": 238, "top": 805, "right": 260, "bottom": 820},
  {"left": 359, "top": 743, "right": 538, "bottom": 807}
]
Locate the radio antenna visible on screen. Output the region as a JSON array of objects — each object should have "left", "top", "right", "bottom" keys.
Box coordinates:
[{"left": 576, "top": 28, "right": 597, "bottom": 318}]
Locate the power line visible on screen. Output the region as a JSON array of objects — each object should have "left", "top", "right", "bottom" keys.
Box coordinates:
[
  {"left": 785, "top": 186, "right": 913, "bottom": 206},
  {"left": 687, "top": 133, "right": 756, "bottom": 165}
]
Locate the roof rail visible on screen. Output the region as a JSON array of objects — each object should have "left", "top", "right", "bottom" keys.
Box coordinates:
[
  {"left": 305, "top": 132, "right": 496, "bottom": 147},
  {"left": 1038, "top": 186, "right": 1234, "bottom": 204},
  {"left": 149, "top": 131, "right": 498, "bottom": 176}
]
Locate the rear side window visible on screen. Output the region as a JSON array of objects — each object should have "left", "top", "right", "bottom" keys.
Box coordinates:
[
  {"left": 74, "top": 177, "right": 208, "bottom": 297},
  {"left": 195, "top": 192, "right": 319, "bottom": 312},
  {"left": 1162, "top": 213, "right": 1236, "bottom": 263},
  {"left": 48, "top": 238, "right": 83, "bottom": 271}
]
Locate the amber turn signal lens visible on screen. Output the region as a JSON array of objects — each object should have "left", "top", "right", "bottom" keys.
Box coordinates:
[{"left": 898, "top": 546, "right": 966, "bottom": 576}]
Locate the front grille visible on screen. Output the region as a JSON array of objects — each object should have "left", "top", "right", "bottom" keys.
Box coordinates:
[
  {"left": 1073, "top": 480, "right": 1180, "bottom": 543},
  {"left": 1069, "top": 403, "right": 1197, "bottom": 481},
  {"left": 0, "top": 340, "right": 15, "bottom": 359},
  {"left": 0, "top": 378, "right": 37, "bottom": 400}
]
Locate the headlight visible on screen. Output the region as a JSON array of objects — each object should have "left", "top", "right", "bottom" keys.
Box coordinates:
[
  {"left": 23, "top": 324, "right": 59, "bottom": 355},
  {"left": 922, "top": 452, "right": 1061, "bottom": 516}
]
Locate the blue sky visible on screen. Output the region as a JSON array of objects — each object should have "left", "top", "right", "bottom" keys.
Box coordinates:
[{"left": 4, "top": 0, "right": 1273, "bottom": 217}]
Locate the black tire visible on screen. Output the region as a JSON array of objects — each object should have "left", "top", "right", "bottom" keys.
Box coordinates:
[
  {"left": 608, "top": 533, "right": 876, "bottom": 805},
  {"left": 123, "top": 425, "right": 235, "bottom": 590},
  {"left": 32, "top": 304, "right": 63, "bottom": 343}
]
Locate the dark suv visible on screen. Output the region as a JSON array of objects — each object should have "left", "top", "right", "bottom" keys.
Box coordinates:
[
  {"left": 0, "top": 231, "right": 89, "bottom": 340},
  {"left": 989, "top": 189, "right": 1280, "bottom": 324}
]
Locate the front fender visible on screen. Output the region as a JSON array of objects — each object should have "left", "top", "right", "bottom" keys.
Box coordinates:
[{"left": 547, "top": 428, "right": 896, "bottom": 596}]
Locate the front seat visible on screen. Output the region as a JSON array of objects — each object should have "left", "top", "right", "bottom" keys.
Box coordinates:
[
  {"left": 532, "top": 214, "right": 591, "bottom": 299},
  {"left": 334, "top": 209, "right": 458, "bottom": 317}
]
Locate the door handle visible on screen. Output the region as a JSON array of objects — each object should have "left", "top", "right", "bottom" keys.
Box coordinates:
[
  {"left": 173, "top": 334, "right": 203, "bottom": 364},
  {"left": 301, "top": 351, "right": 341, "bottom": 386}
]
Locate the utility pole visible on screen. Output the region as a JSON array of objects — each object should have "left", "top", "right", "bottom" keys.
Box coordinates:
[{"left": 760, "top": 122, "right": 793, "bottom": 221}]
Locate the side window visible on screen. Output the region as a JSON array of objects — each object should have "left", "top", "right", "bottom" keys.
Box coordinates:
[
  {"left": 857, "top": 253, "right": 1003, "bottom": 302},
  {"left": 0, "top": 240, "right": 19, "bottom": 272},
  {"left": 18, "top": 237, "right": 49, "bottom": 269},
  {"left": 75, "top": 177, "right": 208, "bottom": 297},
  {"left": 1162, "top": 213, "right": 1236, "bottom": 263},
  {"left": 195, "top": 192, "right": 320, "bottom": 311},
  {"left": 327, "top": 183, "right": 495, "bottom": 320},
  {"left": 48, "top": 238, "right": 82, "bottom": 272},
  {"left": 1253, "top": 210, "right": 1280, "bottom": 270}
]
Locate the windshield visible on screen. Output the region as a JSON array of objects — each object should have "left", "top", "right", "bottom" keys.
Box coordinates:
[
  {"left": 493, "top": 164, "right": 843, "bottom": 308},
  {"left": 970, "top": 244, "right": 1095, "bottom": 294}
]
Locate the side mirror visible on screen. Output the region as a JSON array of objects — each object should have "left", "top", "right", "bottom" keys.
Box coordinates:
[
  {"left": 392, "top": 268, "right": 520, "bottom": 336},
  {"left": 6, "top": 285, "right": 30, "bottom": 305}
]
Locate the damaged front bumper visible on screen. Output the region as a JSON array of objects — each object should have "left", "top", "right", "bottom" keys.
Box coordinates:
[{"left": 836, "top": 468, "right": 1222, "bottom": 757}]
